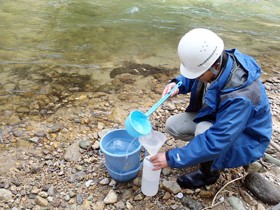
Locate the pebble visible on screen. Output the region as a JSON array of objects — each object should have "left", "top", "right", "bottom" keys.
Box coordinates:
[
  {"left": 227, "top": 196, "right": 247, "bottom": 210},
  {"left": 104, "top": 189, "right": 118, "bottom": 204},
  {"left": 162, "top": 192, "right": 171, "bottom": 200},
  {"left": 47, "top": 186, "right": 55, "bottom": 196},
  {"left": 162, "top": 167, "right": 171, "bottom": 175},
  {"left": 246, "top": 161, "right": 263, "bottom": 173},
  {"left": 38, "top": 191, "right": 48, "bottom": 198},
  {"left": 0, "top": 189, "right": 13, "bottom": 201},
  {"left": 76, "top": 194, "right": 83, "bottom": 205},
  {"left": 35, "top": 196, "right": 48, "bottom": 207},
  {"left": 100, "top": 178, "right": 110, "bottom": 185},
  {"left": 181, "top": 196, "right": 205, "bottom": 209},
  {"left": 79, "top": 139, "right": 91, "bottom": 149},
  {"left": 264, "top": 153, "right": 280, "bottom": 167},
  {"left": 64, "top": 194, "right": 70, "bottom": 201},
  {"left": 85, "top": 180, "right": 93, "bottom": 187},
  {"left": 133, "top": 193, "right": 144, "bottom": 201},
  {"left": 162, "top": 180, "right": 181, "bottom": 194},
  {"left": 64, "top": 143, "right": 82, "bottom": 162},
  {"left": 92, "top": 201, "right": 105, "bottom": 210}
]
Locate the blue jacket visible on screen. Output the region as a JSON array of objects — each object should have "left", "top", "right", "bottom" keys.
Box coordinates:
[{"left": 166, "top": 49, "right": 272, "bottom": 170}]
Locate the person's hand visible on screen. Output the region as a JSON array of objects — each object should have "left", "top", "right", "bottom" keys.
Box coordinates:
[
  {"left": 162, "top": 82, "right": 179, "bottom": 98},
  {"left": 149, "top": 153, "right": 168, "bottom": 170}
]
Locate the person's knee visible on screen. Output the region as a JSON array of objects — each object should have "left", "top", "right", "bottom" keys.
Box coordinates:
[
  {"left": 165, "top": 116, "right": 194, "bottom": 141},
  {"left": 195, "top": 121, "right": 213, "bottom": 136},
  {"left": 165, "top": 117, "right": 178, "bottom": 137}
]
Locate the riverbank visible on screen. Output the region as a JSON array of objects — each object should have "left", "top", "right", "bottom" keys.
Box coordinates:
[{"left": 0, "top": 63, "right": 279, "bottom": 209}]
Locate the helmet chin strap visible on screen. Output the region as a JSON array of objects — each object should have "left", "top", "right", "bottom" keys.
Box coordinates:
[{"left": 209, "top": 55, "right": 223, "bottom": 78}]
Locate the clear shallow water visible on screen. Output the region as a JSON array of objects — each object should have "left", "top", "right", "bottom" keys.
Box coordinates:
[
  {"left": 0, "top": 0, "right": 279, "bottom": 89},
  {"left": 104, "top": 138, "right": 139, "bottom": 155}
]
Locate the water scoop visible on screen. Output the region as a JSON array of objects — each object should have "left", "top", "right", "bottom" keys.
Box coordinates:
[{"left": 125, "top": 81, "right": 182, "bottom": 137}]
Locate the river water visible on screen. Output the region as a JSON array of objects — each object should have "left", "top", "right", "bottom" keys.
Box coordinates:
[{"left": 0, "top": 0, "right": 279, "bottom": 95}]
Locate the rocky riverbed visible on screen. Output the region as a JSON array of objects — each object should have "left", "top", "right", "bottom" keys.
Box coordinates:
[{"left": 0, "top": 63, "right": 279, "bottom": 210}]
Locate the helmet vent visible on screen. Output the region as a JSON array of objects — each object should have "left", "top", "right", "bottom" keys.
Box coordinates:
[{"left": 200, "top": 42, "right": 208, "bottom": 52}]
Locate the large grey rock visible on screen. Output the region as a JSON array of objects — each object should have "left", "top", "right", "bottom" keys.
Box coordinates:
[{"left": 244, "top": 172, "right": 280, "bottom": 205}]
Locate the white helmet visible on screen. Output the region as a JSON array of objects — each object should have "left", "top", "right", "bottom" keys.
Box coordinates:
[{"left": 178, "top": 28, "right": 224, "bottom": 79}]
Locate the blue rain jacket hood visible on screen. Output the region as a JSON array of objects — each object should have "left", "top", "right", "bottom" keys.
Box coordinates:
[{"left": 166, "top": 49, "right": 272, "bottom": 170}]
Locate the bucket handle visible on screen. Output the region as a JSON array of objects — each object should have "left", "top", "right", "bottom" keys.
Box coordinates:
[
  {"left": 145, "top": 81, "right": 182, "bottom": 117},
  {"left": 99, "top": 149, "right": 106, "bottom": 165}
]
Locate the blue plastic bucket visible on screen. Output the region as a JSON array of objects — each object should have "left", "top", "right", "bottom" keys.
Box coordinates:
[
  {"left": 100, "top": 129, "right": 142, "bottom": 181},
  {"left": 105, "top": 162, "right": 142, "bottom": 182}
]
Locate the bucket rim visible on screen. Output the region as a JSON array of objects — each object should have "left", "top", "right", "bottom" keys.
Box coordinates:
[{"left": 100, "top": 129, "right": 142, "bottom": 157}]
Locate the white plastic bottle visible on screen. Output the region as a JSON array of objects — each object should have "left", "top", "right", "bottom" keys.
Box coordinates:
[{"left": 141, "top": 155, "right": 161, "bottom": 196}]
